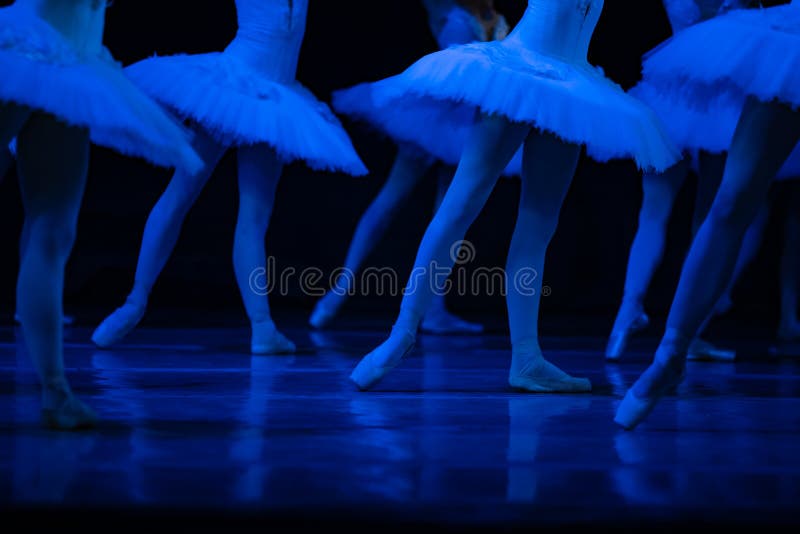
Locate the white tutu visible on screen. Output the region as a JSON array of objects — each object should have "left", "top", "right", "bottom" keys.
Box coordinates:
[
  {"left": 629, "top": 81, "right": 742, "bottom": 155},
  {"left": 126, "top": 52, "right": 367, "bottom": 176},
  {"left": 643, "top": 4, "right": 800, "bottom": 109},
  {"left": 372, "top": 1, "right": 680, "bottom": 174},
  {"left": 0, "top": 5, "right": 201, "bottom": 172},
  {"left": 333, "top": 80, "right": 522, "bottom": 175}
]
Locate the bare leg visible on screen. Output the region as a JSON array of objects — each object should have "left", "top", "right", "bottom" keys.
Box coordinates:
[
  {"left": 506, "top": 129, "right": 590, "bottom": 392},
  {"left": 310, "top": 147, "right": 430, "bottom": 328},
  {"left": 91, "top": 128, "right": 226, "bottom": 347},
  {"left": 607, "top": 160, "right": 690, "bottom": 359},
  {"left": 350, "top": 113, "right": 529, "bottom": 390},
  {"left": 421, "top": 165, "right": 485, "bottom": 335},
  {"left": 616, "top": 96, "right": 800, "bottom": 430},
  {"left": 15, "top": 112, "right": 95, "bottom": 430},
  {"left": 233, "top": 144, "right": 295, "bottom": 354}
]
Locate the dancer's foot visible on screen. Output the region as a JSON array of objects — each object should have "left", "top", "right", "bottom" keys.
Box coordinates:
[
  {"left": 15, "top": 312, "right": 75, "bottom": 326},
  {"left": 420, "top": 309, "right": 484, "bottom": 335},
  {"left": 509, "top": 340, "right": 591, "bottom": 393},
  {"left": 251, "top": 320, "right": 296, "bottom": 355},
  {"left": 687, "top": 337, "right": 736, "bottom": 362},
  {"left": 91, "top": 299, "right": 146, "bottom": 348},
  {"left": 606, "top": 305, "right": 650, "bottom": 361},
  {"left": 350, "top": 327, "right": 415, "bottom": 391},
  {"left": 614, "top": 330, "right": 689, "bottom": 430},
  {"left": 777, "top": 320, "right": 800, "bottom": 342},
  {"left": 309, "top": 292, "right": 347, "bottom": 330},
  {"left": 41, "top": 384, "right": 97, "bottom": 431}
]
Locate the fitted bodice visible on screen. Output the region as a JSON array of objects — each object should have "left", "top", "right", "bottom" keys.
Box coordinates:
[
  {"left": 224, "top": 0, "right": 308, "bottom": 82},
  {"left": 18, "top": 0, "right": 105, "bottom": 55},
  {"left": 507, "top": 0, "right": 603, "bottom": 64}
]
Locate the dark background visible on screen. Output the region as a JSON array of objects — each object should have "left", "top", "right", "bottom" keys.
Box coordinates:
[{"left": 0, "top": 0, "right": 793, "bottom": 334}]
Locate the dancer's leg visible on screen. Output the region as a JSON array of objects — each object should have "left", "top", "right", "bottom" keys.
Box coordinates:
[
  {"left": 606, "top": 160, "right": 690, "bottom": 359},
  {"left": 15, "top": 112, "right": 95, "bottom": 429},
  {"left": 310, "top": 147, "right": 430, "bottom": 328},
  {"left": 233, "top": 144, "right": 295, "bottom": 354},
  {"left": 694, "top": 150, "right": 766, "bottom": 318},
  {"left": 350, "top": 114, "right": 529, "bottom": 390},
  {"left": 617, "top": 96, "right": 800, "bottom": 429},
  {"left": 91, "top": 128, "right": 226, "bottom": 347},
  {"left": 421, "top": 165, "right": 485, "bottom": 335},
  {"left": 778, "top": 185, "right": 800, "bottom": 340},
  {"left": 691, "top": 151, "right": 726, "bottom": 236},
  {"left": 506, "top": 129, "right": 590, "bottom": 392}
]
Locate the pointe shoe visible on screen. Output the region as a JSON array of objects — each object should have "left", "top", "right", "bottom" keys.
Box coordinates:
[
  {"left": 41, "top": 395, "right": 98, "bottom": 431},
  {"left": 509, "top": 358, "right": 592, "bottom": 393},
  {"left": 614, "top": 357, "right": 685, "bottom": 431},
  {"left": 350, "top": 328, "right": 415, "bottom": 391},
  {"left": 606, "top": 312, "right": 650, "bottom": 361},
  {"left": 420, "top": 310, "right": 484, "bottom": 335},
  {"left": 687, "top": 338, "right": 735, "bottom": 362},
  {"left": 251, "top": 321, "right": 296, "bottom": 355},
  {"left": 91, "top": 302, "right": 146, "bottom": 349},
  {"left": 309, "top": 294, "right": 345, "bottom": 330}
]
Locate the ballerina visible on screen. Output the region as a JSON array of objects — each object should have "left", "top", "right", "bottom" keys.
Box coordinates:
[
  {"left": 0, "top": 0, "right": 201, "bottom": 429},
  {"left": 616, "top": 0, "right": 800, "bottom": 429},
  {"left": 91, "top": 0, "right": 367, "bottom": 354},
  {"left": 349, "top": 0, "right": 680, "bottom": 393},
  {"left": 309, "top": 0, "right": 512, "bottom": 335},
  {"left": 606, "top": 0, "right": 761, "bottom": 363}
]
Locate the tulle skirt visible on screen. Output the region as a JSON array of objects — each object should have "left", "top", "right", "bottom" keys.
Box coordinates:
[
  {"left": 643, "top": 4, "right": 800, "bottom": 110},
  {"left": 333, "top": 80, "right": 522, "bottom": 176},
  {"left": 630, "top": 81, "right": 742, "bottom": 155},
  {"left": 371, "top": 38, "right": 681, "bottom": 172},
  {"left": 126, "top": 52, "right": 367, "bottom": 175},
  {"left": 0, "top": 5, "right": 201, "bottom": 172}
]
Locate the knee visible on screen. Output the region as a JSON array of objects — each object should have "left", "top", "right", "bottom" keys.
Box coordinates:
[
  {"left": 29, "top": 219, "right": 77, "bottom": 260},
  {"left": 708, "top": 189, "right": 761, "bottom": 231},
  {"left": 638, "top": 200, "right": 671, "bottom": 229},
  {"left": 530, "top": 208, "right": 561, "bottom": 243},
  {"left": 441, "top": 198, "right": 483, "bottom": 228},
  {"left": 236, "top": 204, "right": 272, "bottom": 235}
]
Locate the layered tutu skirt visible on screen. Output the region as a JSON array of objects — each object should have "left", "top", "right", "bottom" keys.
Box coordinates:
[
  {"left": 126, "top": 52, "right": 367, "bottom": 176},
  {"left": 629, "top": 81, "right": 742, "bottom": 155},
  {"left": 0, "top": 5, "right": 201, "bottom": 172},
  {"left": 333, "top": 80, "right": 522, "bottom": 175},
  {"left": 371, "top": 39, "right": 680, "bottom": 172},
  {"left": 643, "top": 4, "right": 800, "bottom": 109}
]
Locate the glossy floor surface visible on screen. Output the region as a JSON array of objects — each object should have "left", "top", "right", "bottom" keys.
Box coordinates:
[{"left": 1, "top": 319, "right": 799, "bottom": 529}]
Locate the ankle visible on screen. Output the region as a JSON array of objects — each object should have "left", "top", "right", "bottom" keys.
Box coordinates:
[
  {"left": 618, "top": 297, "right": 644, "bottom": 316},
  {"left": 394, "top": 308, "right": 422, "bottom": 339},
  {"left": 42, "top": 378, "right": 71, "bottom": 408},
  {"left": 126, "top": 286, "right": 149, "bottom": 309},
  {"left": 512, "top": 337, "right": 542, "bottom": 357},
  {"left": 656, "top": 328, "right": 692, "bottom": 367},
  {"left": 251, "top": 316, "right": 276, "bottom": 328}
]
